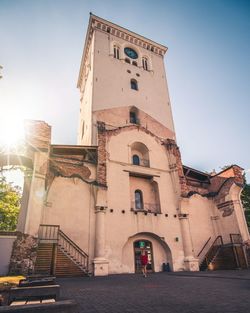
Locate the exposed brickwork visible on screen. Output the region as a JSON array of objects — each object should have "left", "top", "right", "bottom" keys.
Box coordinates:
[
  {"left": 182, "top": 164, "right": 244, "bottom": 200},
  {"left": 217, "top": 200, "right": 235, "bottom": 217},
  {"left": 97, "top": 122, "right": 107, "bottom": 186},
  {"left": 49, "top": 155, "right": 91, "bottom": 182},
  {"left": 104, "top": 123, "right": 163, "bottom": 145},
  {"left": 24, "top": 120, "right": 51, "bottom": 152},
  {"left": 231, "top": 165, "right": 244, "bottom": 185},
  {"left": 211, "top": 165, "right": 244, "bottom": 188},
  {"left": 9, "top": 232, "right": 38, "bottom": 276},
  {"left": 94, "top": 106, "right": 175, "bottom": 140},
  {"left": 164, "top": 139, "right": 189, "bottom": 197},
  {"left": 185, "top": 182, "right": 209, "bottom": 196}
]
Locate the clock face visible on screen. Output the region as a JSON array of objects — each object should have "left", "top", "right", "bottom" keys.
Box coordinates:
[{"left": 124, "top": 47, "right": 138, "bottom": 59}]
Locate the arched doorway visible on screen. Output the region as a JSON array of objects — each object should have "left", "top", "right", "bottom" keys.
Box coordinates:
[
  {"left": 122, "top": 232, "right": 172, "bottom": 273},
  {"left": 134, "top": 239, "right": 154, "bottom": 273}
]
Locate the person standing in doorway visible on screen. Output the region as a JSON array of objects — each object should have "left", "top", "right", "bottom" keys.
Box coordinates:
[{"left": 140, "top": 249, "right": 148, "bottom": 277}]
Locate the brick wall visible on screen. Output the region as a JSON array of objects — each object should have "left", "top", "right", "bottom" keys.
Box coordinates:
[{"left": 164, "top": 139, "right": 189, "bottom": 197}]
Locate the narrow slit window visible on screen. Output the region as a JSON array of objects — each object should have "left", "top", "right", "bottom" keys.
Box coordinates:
[
  {"left": 142, "top": 57, "right": 148, "bottom": 71},
  {"left": 130, "top": 111, "right": 137, "bottom": 124},
  {"left": 130, "top": 79, "right": 138, "bottom": 91},
  {"left": 135, "top": 190, "right": 143, "bottom": 210}
]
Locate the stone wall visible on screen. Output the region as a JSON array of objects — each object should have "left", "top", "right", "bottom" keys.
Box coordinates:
[
  {"left": 9, "top": 232, "right": 38, "bottom": 276},
  {"left": 24, "top": 120, "right": 51, "bottom": 152}
]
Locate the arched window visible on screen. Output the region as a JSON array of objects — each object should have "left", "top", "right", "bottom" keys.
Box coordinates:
[
  {"left": 135, "top": 190, "right": 143, "bottom": 210},
  {"left": 130, "top": 111, "right": 138, "bottom": 124},
  {"left": 130, "top": 79, "right": 138, "bottom": 91},
  {"left": 132, "top": 154, "right": 140, "bottom": 165},
  {"left": 125, "top": 58, "right": 131, "bottom": 64},
  {"left": 113, "top": 45, "right": 120, "bottom": 59},
  {"left": 132, "top": 61, "right": 137, "bottom": 66},
  {"left": 142, "top": 57, "right": 148, "bottom": 71},
  {"left": 131, "top": 142, "right": 150, "bottom": 167}
]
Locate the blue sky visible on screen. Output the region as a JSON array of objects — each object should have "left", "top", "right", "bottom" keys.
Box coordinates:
[{"left": 0, "top": 0, "right": 249, "bottom": 181}]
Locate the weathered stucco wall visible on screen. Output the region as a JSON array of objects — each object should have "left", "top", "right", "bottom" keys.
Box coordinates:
[
  {"left": 103, "top": 127, "right": 184, "bottom": 273},
  {"left": 92, "top": 29, "right": 174, "bottom": 131},
  {"left": 43, "top": 177, "right": 96, "bottom": 262},
  {"left": 78, "top": 32, "right": 95, "bottom": 145},
  {"left": 187, "top": 195, "right": 217, "bottom": 257},
  {"left": 0, "top": 235, "right": 16, "bottom": 275}
]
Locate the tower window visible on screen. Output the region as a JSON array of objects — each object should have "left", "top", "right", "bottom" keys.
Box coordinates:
[
  {"left": 125, "top": 58, "right": 131, "bottom": 64},
  {"left": 132, "top": 155, "right": 140, "bottom": 165},
  {"left": 142, "top": 57, "right": 148, "bottom": 71},
  {"left": 114, "top": 45, "right": 120, "bottom": 59},
  {"left": 130, "top": 111, "right": 138, "bottom": 124},
  {"left": 135, "top": 190, "right": 143, "bottom": 210},
  {"left": 132, "top": 61, "right": 137, "bottom": 66},
  {"left": 130, "top": 79, "right": 138, "bottom": 91}
]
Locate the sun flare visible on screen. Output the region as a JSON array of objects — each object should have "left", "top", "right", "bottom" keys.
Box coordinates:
[{"left": 0, "top": 109, "right": 25, "bottom": 148}]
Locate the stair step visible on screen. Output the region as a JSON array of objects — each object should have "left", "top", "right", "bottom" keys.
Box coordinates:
[{"left": 35, "top": 231, "right": 89, "bottom": 277}]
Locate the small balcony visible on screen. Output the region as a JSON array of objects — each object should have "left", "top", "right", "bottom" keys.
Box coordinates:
[
  {"left": 132, "top": 156, "right": 150, "bottom": 167},
  {"left": 131, "top": 201, "right": 160, "bottom": 213},
  {"left": 139, "top": 158, "right": 150, "bottom": 167}
]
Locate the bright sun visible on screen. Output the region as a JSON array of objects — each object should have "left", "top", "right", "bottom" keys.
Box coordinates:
[{"left": 0, "top": 109, "right": 25, "bottom": 148}]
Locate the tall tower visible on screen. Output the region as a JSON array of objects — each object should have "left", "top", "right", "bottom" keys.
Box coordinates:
[{"left": 77, "top": 14, "right": 175, "bottom": 145}]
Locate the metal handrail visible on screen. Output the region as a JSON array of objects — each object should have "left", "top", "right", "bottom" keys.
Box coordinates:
[
  {"left": 38, "top": 224, "right": 60, "bottom": 242},
  {"left": 197, "top": 237, "right": 212, "bottom": 257},
  {"left": 201, "top": 236, "right": 223, "bottom": 267},
  {"left": 58, "top": 230, "right": 89, "bottom": 270},
  {"left": 132, "top": 158, "right": 150, "bottom": 167},
  {"left": 230, "top": 233, "right": 243, "bottom": 244},
  {"left": 131, "top": 201, "right": 160, "bottom": 212},
  {"left": 38, "top": 224, "right": 89, "bottom": 272},
  {"left": 58, "top": 230, "right": 88, "bottom": 258}
]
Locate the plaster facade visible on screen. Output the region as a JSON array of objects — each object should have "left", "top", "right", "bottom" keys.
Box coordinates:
[{"left": 5, "top": 14, "right": 249, "bottom": 276}]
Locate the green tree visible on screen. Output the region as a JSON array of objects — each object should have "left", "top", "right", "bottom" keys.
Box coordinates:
[
  {"left": 241, "top": 183, "right": 250, "bottom": 227},
  {"left": 0, "top": 176, "right": 21, "bottom": 231}
]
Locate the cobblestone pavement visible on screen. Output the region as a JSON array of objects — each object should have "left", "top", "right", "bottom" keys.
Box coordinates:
[{"left": 58, "top": 271, "right": 250, "bottom": 313}]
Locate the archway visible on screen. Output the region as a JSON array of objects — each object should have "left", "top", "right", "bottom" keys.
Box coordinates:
[{"left": 122, "top": 232, "right": 173, "bottom": 273}]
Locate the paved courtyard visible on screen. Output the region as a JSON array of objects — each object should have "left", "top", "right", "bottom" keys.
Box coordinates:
[{"left": 58, "top": 271, "right": 250, "bottom": 313}]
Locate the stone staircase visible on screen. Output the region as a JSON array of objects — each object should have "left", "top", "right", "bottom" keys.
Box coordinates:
[
  {"left": 35, "top": 243, "right": 55, "bottom": 275},
  {"left": 35, "top": 225, "right": 90, "bottom": 277},
  {"left": 199, "top": 234, "right": 248, "bottom": 271}
]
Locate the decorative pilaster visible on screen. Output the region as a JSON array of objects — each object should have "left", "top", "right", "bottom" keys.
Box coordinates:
[
  {"left": 93, "top": 206, "right": 109, "bottom": 276},
  {"left": 179, "top": 213, "right": 199, "bottom": 271}
]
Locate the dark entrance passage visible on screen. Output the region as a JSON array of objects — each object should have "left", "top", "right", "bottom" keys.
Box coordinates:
[{"left": 134, "top": 240, "right": 154, "bottom": 273}]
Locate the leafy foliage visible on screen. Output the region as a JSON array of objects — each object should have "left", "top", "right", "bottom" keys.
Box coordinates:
[
  {"left": 0, "top": 176, "right": 21, "bottom": 231},
  {"left": 241, "top": 183, "right": 250, "bottom": 227}
]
